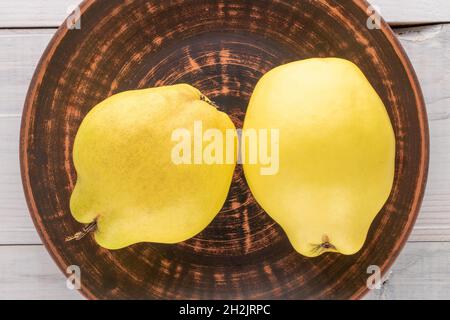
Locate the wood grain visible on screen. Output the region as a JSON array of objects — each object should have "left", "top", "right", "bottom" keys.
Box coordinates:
[
  {"left": 0, "top": 29, "right": 53, "bottom": 116},
  {"left": 1, "top": 0, "right": 449, "bottom": 27},
  {"left": 397, "top": 25, "right": 450, "bottom": 241},
  {"left": 371, "top": 0, "right": 450, "bottom": 25},
  {"left": 0, "top": 245, "right": 82, "bottom": 300},
  {"left": 18, "top": 0, "right": 428, "bottom": 299},
  {"left": 365, "top": 242, "right": 450, "bottom": 300},
  {"left": 0, "top": 0, "right": 77, "bottom": 28},
  {"left": 0, "top": 117, "right": 40, "bottom": 244}
]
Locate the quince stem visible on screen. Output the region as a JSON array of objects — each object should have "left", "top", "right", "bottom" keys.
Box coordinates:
[
  {"left": 65, "top": 221, "right": 97, "bottom": 242},
  {"left": 200, "top": 94, "right": 219, "bottom": 109}
]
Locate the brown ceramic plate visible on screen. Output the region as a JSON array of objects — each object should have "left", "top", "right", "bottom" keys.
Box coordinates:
[{"left": 21, "top": 0, "right": 428, "bottom": 299}]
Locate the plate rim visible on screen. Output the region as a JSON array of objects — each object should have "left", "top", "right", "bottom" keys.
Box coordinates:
[{"left": 19, "top": 0, "right": 429, "bottom": 300}]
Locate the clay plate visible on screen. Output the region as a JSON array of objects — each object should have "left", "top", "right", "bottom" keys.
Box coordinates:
[{"left": 21, "top": 0, "right": 429, "bottom": 299}]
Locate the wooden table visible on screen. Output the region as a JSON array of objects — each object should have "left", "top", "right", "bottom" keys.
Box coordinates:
[{"left": 0, "top": 0, "right": 449, "bottom": 300}]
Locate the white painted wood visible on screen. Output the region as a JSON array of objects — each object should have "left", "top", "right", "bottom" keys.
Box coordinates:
[
  {"left": 0, "top": 0, "right": 76, "bottom": 28},
  {"left": 0, "top": 0, "right": 449, "bottom": 27},
  {"left": 0, "top": 116, "right": 41, "bottom": 244},
  {"left": 396, "top": 25, "right": 450, "bottom": 241},
  {"left": 0, "top": 245, "right": 83, "bottom": 299},
  {"left": 365, "top": 242, "right": 450, "bottom": 299},
  {"left": 370, "top": 0, "right": 450, "bottom": 25},
  {"left": 0, "top": 29, "right": 54, "bottom": 115}
]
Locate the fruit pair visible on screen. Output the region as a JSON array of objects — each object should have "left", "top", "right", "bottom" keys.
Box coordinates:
[{"left": 70, "top": 58, "right": 395, "bottom": 257}]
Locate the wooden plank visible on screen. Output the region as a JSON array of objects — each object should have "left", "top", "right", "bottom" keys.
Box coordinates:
[
  {"left": 365, "top": 242, "right": 450, "bottom": 299},
  {"left": 0, "top": 0, "right": 75, "bottom": 28},
  {"left": 0, "top": 116, "right": 41, "bottom": 244},
  {"left": 0, "top": 29, "right": 54, "bottom": 115},
  {"left": 0, "top": 245, "right": 83, "bottom": 299},
  {"left": 0, "top": 25, "right": 450, "bottom": 244},
  {"left": 0, "top": 0, "right": 449, "bottom": 27},
  {"left": 0, "top": 242, "right": 448, "bottom": 300},
  {"left": 371, "top": 0, "right": 450, "bottom": 25},
  {"left": 396, "top": 25, "right": 450, "bottom": 241}
]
